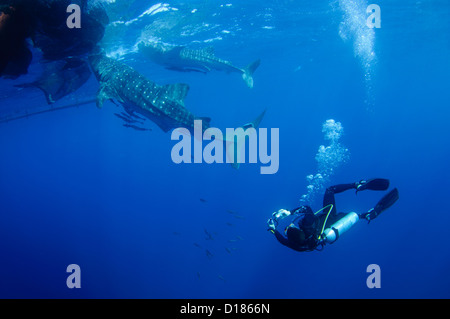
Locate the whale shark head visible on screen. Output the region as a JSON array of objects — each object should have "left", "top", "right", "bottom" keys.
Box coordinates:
[{"left": 138, "top": 41, "right": 181, "bottom": 64}]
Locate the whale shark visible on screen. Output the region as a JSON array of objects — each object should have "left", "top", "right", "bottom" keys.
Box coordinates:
[
  {"left": 89, "top": 54, "right": 211, "bottom": 133},
  {"left": 138, "top": 42, "right": 261, "bottom": 88}
]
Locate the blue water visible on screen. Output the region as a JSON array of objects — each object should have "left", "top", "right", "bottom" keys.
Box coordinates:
[{"left": 0, "top": 0, "right": 449, "bottom": 298}]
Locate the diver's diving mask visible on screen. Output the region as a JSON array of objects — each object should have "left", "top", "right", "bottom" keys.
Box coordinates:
[{"left": 267, "top": 209, "right": 291, "bottom": 231}]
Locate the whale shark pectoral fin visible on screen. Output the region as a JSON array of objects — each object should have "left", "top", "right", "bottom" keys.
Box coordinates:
[{"left": 96, "top": 84, "right": 114, "bottom": 109}]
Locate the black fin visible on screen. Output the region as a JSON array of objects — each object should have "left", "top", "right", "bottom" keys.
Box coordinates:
[
  {"left": 374, "top": 188, "right": 399, "bottom": 215},
  {"left": 357, "top": 178, "right": 390, "bottom": 193},
  {"left": 366, "top": 178, "right": 390, "bottom": 191}
]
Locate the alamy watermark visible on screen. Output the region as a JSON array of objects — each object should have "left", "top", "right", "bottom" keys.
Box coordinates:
[
  {"left": 366, "top": 264, "right": 381, "bottom": 288},
  {"left": 170, "top": 120, "right": 279, "bottom": 174},
  {"left": 66, "top": 4, "right": 81, "bottom": 29},
  {"left": 366, "top": 4, "right": 381, "bottom": 29},
  {"left": 66, "top": 264, "right": 81, "bottom": 289}
]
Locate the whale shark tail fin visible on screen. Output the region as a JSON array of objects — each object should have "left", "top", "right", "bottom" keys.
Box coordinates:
[
  {"left": 242, "top": 59, "right": 261, "bottom": 89},
  {"left": 224, "top": 109, "right": 267, "bottom": 170}
]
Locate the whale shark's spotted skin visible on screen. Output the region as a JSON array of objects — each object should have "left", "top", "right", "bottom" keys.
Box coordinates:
[
  {"left": 89, "top": 54, "right": 208, "bottom": 132},
  {"left": 177, "top": 47, "right": 242, "bottom": 74},
  {"left": 139, "top": 42, "right": 260, "bottom": 88}
]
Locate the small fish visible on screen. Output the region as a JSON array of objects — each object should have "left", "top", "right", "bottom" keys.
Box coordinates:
[
  {"left": 205, "top": 249, "right": 213, "bottom": 260},
  {"left": 115, "top": 112, "right": 130, "bottom": 122},
  {"left": 225, "top": 222, "right": 234, "bottom": 227},
  {"left": 193, "top": 242, "right": 202, "bottom": 249},
  {"left": 200, "top": 198, "right": 207, "bottom": 203},
  {"left": 225, "top": 247, "right": 232, "bottom": 254},
  {"left": 114, "top": 112, "right": 144, "bottom": 125},
  {"left": 123, "top": 124, "right": 152, "bottom": 132},
  {"left": 226, "top": 210, "right": 237, "bottom": 215},
  {"left": 123, "top": 108, "right": 146, "bottom": 122},
  {"left": 232, "top": 214, "right": 245, "bottom": 220},
  {"left": 172, "top": 231, "right": 181, "bottom": 236},
  {"left": 204, "top": 228, "right": 214, "bottom": 240},
  {"left": 236, "top": 235, "right": 243, "bottom": 241},
  {"left": 218, "top": 275, "right": 226, "bottom": 282},
  {"left": 227, "top": 239, "right": 237, "bottom": 243},
  {"left": 197, "top": 272, "right": 201, "bottom": 279}
]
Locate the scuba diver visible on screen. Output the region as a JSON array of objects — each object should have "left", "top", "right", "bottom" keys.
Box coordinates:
[{"left": 267, "top": 178, "right": 399, "bottom": 252}]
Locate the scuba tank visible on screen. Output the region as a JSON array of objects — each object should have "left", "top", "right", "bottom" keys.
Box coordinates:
[{"left": 321, "top": 212, "right": 359, "bottom": 244}]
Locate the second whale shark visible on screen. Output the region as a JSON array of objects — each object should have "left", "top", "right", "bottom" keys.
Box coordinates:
[{"left": 139, "top": 42, "right": 261, "bottom": 88}]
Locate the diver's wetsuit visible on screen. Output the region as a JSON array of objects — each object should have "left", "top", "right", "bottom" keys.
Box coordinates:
[
  {"left": 272, "top": 179, "right": 398, "bottom": 251},
  {"left": 273, "top": 183, "right": 358, "bottom": 252},
  {"left": 270, "top": 178, "right": 399, "bottom": 252},
  {"left": 321, "top": 183, "right": 358, "bottom": 226},
  {"left": 273, "top": 206, "right": 319, "bottom": 252}
]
